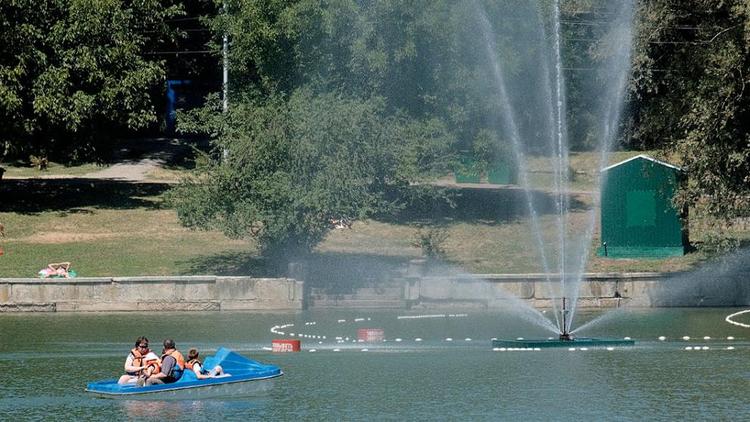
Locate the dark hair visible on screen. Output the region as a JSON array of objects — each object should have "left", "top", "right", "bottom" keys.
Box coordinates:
[
  {"left": 134, "top": 336, "right": 149, "bottom": 347},
  {"left": 188, "top": 348, "right": 199, "bottom": 360},
  {"left": 163, "top": 338, "right": 176, "bottom": 350}
]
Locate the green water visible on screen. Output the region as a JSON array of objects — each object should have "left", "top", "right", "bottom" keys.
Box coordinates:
[{"left": 1, "top": 308, "right": 749, "bottom": 420}]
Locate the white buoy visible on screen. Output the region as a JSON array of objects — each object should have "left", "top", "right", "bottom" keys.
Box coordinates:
[
  {"left": 727, "top": 336, "right": 735, "bottom": 340},
  {"left": 415, "top": 338, "right": 422, "bottom": 342},
  {"left": 727, "top": 346, "right": 735, "bottom": 350},
  {"left": 682, "top": 336, "right": 690, "bottom": 341},
  {"left": 318, "top": 341, "right": 323, "bottom": 344},
  {"left": 658, "top": 336, "right": 666, "bottom": 341},
  {"left": 703, "top": 336, "right": 711, "bottom": 340},
  {"left": 395, "top": 338, "right": 402, "bottom": 342},
  {"left": 445, "top": 338, "right": 453, "bottom": 342},
  {"left": 338, "top": 319, "right": 346, "bottom": 323},
  {"left": 465, "top": 338, "right": 472, "bottom": 342},
  {"left": 568, "top": 348, "right": 576, "bottom": 351}
]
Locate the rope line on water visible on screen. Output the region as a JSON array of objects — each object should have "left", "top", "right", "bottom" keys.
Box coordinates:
[{"left": 725, "top": 309, "right": 750, "bottom": 328}]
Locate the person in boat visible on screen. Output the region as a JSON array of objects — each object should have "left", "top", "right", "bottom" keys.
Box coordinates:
[
  {"left": 186, "top": 348, "right": 228, "bottom": 379},
  {"left": 143, "top": 338, "right": 185, "bottom": 386},
  {"left": 118, "top": 336, "right": 161, "bottom": 385}
]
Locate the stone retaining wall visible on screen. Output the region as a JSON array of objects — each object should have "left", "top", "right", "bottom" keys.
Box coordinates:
[
  {"left": 2, "top": 271, "right": 748, "bottom": 312},
  {"left": 0, "top": 276, "right": 303, "bottom": 312}
]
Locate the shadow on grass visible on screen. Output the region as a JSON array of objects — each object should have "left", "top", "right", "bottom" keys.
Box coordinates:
[
  {"left": 178, "top": 252, "right": 278, "bottom": 277},
  {"left": 381, "top": 186, "right": 590, "bottom": 225},
  {"left": 180, "top": 250, "right": 411, "bottom": 294},
  {"left": 0, "top": 179, "right": 171, "bottom": 214}
]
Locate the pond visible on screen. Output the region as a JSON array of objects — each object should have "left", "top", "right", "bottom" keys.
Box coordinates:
[{"left": 1, "top": 308, "right": 749, "bottom": 420}]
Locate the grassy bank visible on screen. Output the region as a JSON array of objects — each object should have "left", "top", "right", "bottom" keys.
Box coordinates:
[{"left": 0, "top": 151, "right": 746, "bottom": 278}]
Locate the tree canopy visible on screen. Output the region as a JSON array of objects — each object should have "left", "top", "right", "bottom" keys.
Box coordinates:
[
  {"left": 170, "top": 90, "right": 453, "bottom": 258},
  {"left": 0, "top": 0, "right": 183, "bottom": 160},
  {"left": 628, "top": 0, "right": 750, "bottom": 247}
]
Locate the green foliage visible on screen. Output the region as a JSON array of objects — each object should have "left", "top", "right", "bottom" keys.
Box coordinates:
[
  {"left": 472, "top": 129, "right": 514, "bottom": 169},
  {"left": 413, "top": 225, "right": 449, "bottom": 260},
  {"left": 629, "top": 0, "right": 750, "bottom": 247},
  {"left": 0, "top": 0, "right": 183, "bottom": 159},
  {"left": 171, "top": 89, "right": 454, "bottom": 258}
]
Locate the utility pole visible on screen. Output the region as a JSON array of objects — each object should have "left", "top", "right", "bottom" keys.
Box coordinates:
[{"left": 222, "top": 1, "right": 229, "bottom": 160}]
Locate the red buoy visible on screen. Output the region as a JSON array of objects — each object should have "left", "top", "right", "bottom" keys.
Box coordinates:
[
  {"left": 357, "top": 328, "right": 384, "bottom": 342},
  {"left": 272, "top": 339, "right": 301, "bottom": 352}
]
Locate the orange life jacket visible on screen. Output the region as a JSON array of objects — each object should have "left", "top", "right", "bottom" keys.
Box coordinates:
[
  {"left": 163, "top": 350, "right": 185, "bottom": 370},
  {"left": 162, "top": 349, "right": 186, "bottom": 378},
  {"left": 129, "top": 348, "right": 161, "bottom": 375},
  {"left": 185, "top": 358, "right": 202, "bottom": 371},
  {"left": 130, "top": 348, "right": 145, "bottom": 367},
  {"left": 144, "top": 356, "right": 161, "bottom": 375}
]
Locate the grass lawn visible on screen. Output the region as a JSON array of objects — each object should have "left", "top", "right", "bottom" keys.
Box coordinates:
[{"left": 1, "top": 150, "right": 746, "bottom": 279}]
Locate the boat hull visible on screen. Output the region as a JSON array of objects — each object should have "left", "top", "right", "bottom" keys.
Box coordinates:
[
  {"left": 86, "top": 347, "right": 283, "bottom": 400},
  {"left": 86, "top": 374, "right": 281, "bottom": 400}
]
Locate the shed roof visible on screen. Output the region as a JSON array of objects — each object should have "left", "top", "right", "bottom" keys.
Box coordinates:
[{"left": 601, "top": 154, "right": 682, "bottom": 172}]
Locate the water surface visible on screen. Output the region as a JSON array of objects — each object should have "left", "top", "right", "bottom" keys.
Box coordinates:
[{"left": 1, "top": 308, "right": 749, "bottom": 420}]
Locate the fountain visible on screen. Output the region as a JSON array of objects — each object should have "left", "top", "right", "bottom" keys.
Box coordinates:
[
  {"left": 479, "top": 0, "right": 637, "bottom": 347},
  {"left": 492, "top": 297, "right": 635, "bottom": 349}
]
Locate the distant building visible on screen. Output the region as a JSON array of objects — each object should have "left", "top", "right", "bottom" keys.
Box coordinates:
[{"left": 598, "top": 154, "right": 688, "bottom": 258}]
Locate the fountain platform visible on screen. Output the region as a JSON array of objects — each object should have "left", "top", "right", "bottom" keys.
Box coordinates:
[{"left": 492, "top": 337, "right": 635, "bottom": 349}]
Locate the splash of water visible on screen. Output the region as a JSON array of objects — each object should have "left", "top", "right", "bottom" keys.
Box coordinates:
[
  {"left": 472, "top": 0, "right": 635, "bottom": 334},
  {"left": 474, "top": 6, "right": 557, "bottom": 313}
]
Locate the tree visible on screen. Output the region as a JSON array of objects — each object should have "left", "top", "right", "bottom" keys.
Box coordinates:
[
  {"left": 0, "top": 0, "right": 183, "bottom": 160},
  {"left": 170, "top": 89, "right": 453, "bottom": 260},
  {"left": 629, "top": 0, "right": 750, "bottom": 247}
]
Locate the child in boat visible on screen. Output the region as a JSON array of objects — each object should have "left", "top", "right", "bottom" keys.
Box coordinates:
[{"left": 186, "top": 348, "right": 228, "bottom": 379}]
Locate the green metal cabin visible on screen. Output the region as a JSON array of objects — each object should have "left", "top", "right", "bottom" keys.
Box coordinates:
[{"left": 598, "top": 155, "right": 688, "bottom": 258}]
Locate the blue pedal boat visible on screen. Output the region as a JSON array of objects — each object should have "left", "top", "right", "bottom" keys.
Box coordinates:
[{"left": 86, "top": 347, "right": 283, "bottom": 399}]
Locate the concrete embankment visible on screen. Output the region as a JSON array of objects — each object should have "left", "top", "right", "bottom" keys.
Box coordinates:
[
  {"left": 2, "top": 271, "right": 748, "bottom": 312},
  {"left": 310, "top": 272, "right": 750, "bottom": 309},
  {"left": 0, "top": 276, "right": 303, "bottom": 312}
]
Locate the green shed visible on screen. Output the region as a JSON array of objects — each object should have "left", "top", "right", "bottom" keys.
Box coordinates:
[{"left": 598, "top": 155, "right": 688, "bottom": 258}]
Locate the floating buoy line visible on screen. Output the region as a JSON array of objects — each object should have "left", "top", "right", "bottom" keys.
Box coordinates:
[
  {"left": 268, "top": 313, "right": 743, "bottom": 353},
  {"left": 725, "top": 309, "right": 750, "bottom": 328}
]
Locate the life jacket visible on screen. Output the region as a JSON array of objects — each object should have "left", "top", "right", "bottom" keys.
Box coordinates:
[
  {"left": 185, "top": 358, "right": 202, "bottom": 371},
  {"left": 162, "top": 349, "right": 185, "bottom": 379},
  {"left": 144, "top": 356, "right": 161, "bottom": 376},
  {"left": 130, "top": 348, "right": 145, "bottom": 367},
  {"left": 128, "top": 348, "right": 147, "bottom": 375}
]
